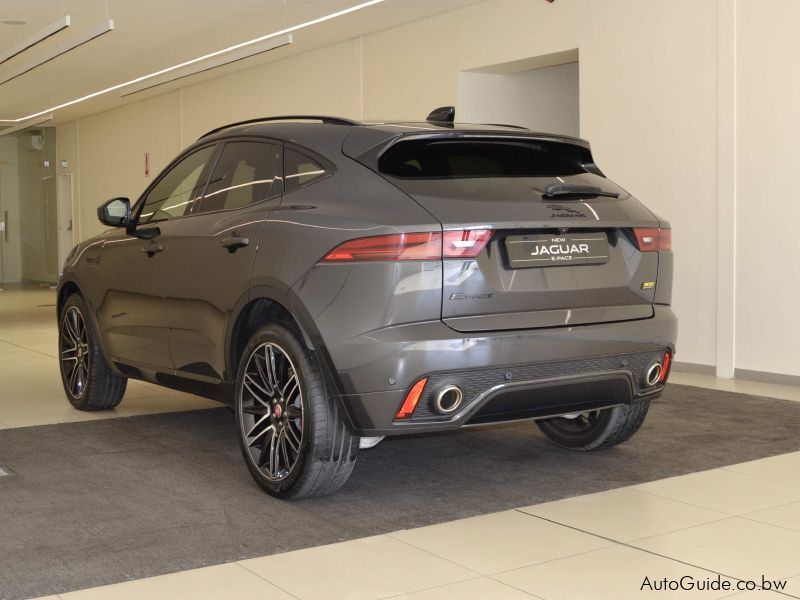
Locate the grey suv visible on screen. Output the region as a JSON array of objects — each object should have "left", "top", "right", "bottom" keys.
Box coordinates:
[{"left": 57, "top": 111, "right": 676, "bottom": 498}]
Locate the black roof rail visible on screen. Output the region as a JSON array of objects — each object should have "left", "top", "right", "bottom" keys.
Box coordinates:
[
  {"left": 482, "top": 123, "right": 529, "bottom": 130},
  {"left": 198, "top": 115, "right": 360, "bottom": 140}
]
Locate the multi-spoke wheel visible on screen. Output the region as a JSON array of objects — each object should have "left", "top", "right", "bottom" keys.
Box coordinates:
[
  {"left": 60, "top": 306, "right": 90, "bottom": 399},
  {"left": 240, "top": 342, "right": 304, "bottom": 482},
  {"left": 536, "top": 401, "right": 651, "bottom": 450},
  {"left": 235, "top": 323, "right": 359, "bottom": 499},
  {"left": 58, "top": 294, "right": 127, "bottom": 410}
]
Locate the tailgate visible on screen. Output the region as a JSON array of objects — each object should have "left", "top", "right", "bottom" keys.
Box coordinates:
[{"left": 390, "top": 175, "right": 660, "bottom": 332}]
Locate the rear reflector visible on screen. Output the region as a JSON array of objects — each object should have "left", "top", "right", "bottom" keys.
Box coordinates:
[
  {"left": 660, "top": 351, "right": 671, "bottom": 383},
  {"left": 395, "top": 377, "right": 428, "bottom": 419},
  {"left": 322, "top": 230, "right": 494, "bottom": 262},
  {"left": 633, "top": 228, "right": 672, "bottom": 252}
]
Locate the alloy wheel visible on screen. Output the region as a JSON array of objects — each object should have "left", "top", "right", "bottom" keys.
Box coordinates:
[
  {"left": 60, "top": 306, "right": 90, "bottom": 399},
  {"left": 239, "top": 342, "right": 304, "bottom": 481},
  {"left": 546, "top": 411, "right": 602, "bottom": 434}
]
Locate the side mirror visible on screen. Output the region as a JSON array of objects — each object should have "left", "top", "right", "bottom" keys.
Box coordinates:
[{"left": 97, "top": 197, "right": 131, "bottom": 228}]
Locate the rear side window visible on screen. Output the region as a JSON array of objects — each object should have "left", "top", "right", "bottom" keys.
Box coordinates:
[
  {"left": 378, "top": 139, "right": 593, "bottom": 179},
  {"left": 284, "top": 148, "right": 326, "bottom": 192},
  {"left": 199, "top": 141, "right": 282, "bottom": 213}
]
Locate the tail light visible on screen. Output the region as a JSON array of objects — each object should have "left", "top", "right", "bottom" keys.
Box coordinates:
[
  {"left": 322, "top": 232, "right": 440, "bottom": 262},
  {"left": 442, "top": 229, "right": 493, "bottom": 258},
  {"left": 395, "top": 377, "right": 428, "bottom": 419},
  {"left": 322, "top": 230, "right": 493, "bottom": 262},
  {"left": 633, "top": 228, "right": 671, "bottom": 252}
]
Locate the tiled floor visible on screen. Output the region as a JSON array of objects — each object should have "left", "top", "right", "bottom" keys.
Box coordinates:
[
  {"left": 2, "top": 286, "right": 799, "bottom": 599},
  {"left": 30, "top": 452, "right": 800, "bottom": 600},
  {"left": 0, "top": 287, "right": 216, "bottom": 429}
]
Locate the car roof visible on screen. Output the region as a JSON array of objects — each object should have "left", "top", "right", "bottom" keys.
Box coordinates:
[{"left": 194, "top": 118, "right": 591, "bottom": 161}]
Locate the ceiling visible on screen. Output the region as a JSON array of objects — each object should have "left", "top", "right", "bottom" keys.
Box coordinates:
[{"left": 0, "top": 0, "right": 482, "bottom": 128}]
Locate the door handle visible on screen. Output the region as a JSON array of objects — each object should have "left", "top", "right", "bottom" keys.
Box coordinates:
[
  {"left": 141, "top": 242, "right": 164, "bottom": 257},
  {"left": 220, "top": 236, "right": 250, "bottom": 253}
]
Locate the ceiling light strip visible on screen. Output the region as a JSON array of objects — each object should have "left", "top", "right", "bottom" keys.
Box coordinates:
[
  {"left": 0, "top": 113, "right": 53, "bottom": 136},
  {"left": 0, "top": 19, "right": 115, "bottom": 87},
  {"left": 0, "top": 15, "right": 71, "bottom": 65},
  {"left": 120, "top": 34, "right": 293, "bottom": 97},
  {"left": 0, "top": 0, "right": 386, "bottom": 123}
]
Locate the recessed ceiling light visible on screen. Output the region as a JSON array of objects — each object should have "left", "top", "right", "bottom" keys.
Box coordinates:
[{"left": 2, "top": 20, "right": 27, "bottom": 25}]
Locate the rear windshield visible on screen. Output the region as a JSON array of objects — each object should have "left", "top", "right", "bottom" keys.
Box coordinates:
[{"left": 378, "top": 138, "right": 593, "bottom": 179}]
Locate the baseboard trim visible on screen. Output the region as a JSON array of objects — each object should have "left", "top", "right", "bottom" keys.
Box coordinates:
[
  {"left": 673, "top": 362, "right": 800, "bottom": 387},
  {"left": 671, "top": 361, "right": 716, "bottom": 376},
  {"left": 734, "top": 368, "right": 800, "bottom": 388}
]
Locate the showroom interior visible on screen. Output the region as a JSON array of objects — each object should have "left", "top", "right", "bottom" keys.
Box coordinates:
[{"left": 0, "top": 0, "right": 799, "bottom": 598}]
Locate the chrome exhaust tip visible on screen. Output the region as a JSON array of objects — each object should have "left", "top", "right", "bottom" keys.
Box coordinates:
[
  {"left": 433, "top": 385, "right": 463, "bottom": 414},
  {"left": 644, "top": 362, "right": 663, "bottom": 387}
]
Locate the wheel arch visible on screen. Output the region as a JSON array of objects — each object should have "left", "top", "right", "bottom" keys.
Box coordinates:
[
  {"left": 225, "top": 285, "right": 352, "bottom": 426},
  {"left": 57, "top": 278, "right": 82, "bottom": 319}
]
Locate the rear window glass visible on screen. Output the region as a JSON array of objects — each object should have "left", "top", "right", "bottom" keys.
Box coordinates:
[
  {"left": 378, "top": 139, "right": 593, "bottom": 179},
  {"left": 285, "top": 148, "right": 327, "bottom": 192}
]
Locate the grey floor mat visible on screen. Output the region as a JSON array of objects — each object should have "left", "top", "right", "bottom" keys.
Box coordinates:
[{"left": 1, "top": 383, "right": 799, "bottom": 599}]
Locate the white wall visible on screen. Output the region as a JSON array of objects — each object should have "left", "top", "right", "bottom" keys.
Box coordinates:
[
  {"left": 735, "top": 0, "right": 800, "bottom": 378},
  {"left": 54, "top": 0, "right": 800, "bottom": 380},
  {"left": 459, "top": 62, "right": 579, "bottom": 137}
]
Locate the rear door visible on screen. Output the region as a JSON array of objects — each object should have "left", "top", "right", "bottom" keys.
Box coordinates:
[
  {"left": 378, "top": 136, "right": 664, "bottom": 332},
  {"left": 164, "top": 139, "right": 282, "bottom": 384}
]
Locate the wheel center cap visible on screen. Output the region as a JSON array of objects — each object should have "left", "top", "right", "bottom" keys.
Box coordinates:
[{"left": 274, "top": 404, "right": 283, "bottom": 419}]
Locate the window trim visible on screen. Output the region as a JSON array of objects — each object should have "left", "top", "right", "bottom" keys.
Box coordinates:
[
  {"left": 131, "top": 142, "right": 219, "bottom": 225},
  {"left": 190, "top": 136, "right": 284, "bottom": 217}
]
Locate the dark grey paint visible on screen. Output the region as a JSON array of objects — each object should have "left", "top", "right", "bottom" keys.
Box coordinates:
[{"left": 59, "top": 120, "right": 677, "bottom": 435}]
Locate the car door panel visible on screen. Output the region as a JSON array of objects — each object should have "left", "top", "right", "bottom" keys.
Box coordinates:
[
  {"left": 94, "top": 144, "right": 217, "bottom": 371},
  {"left": 95, "top": 224, "right": 183, "bottom": 370},
  {"left": 164, "top": 140, "right": 283, "bottom": 383},
  {"left": 165, "top": 205, "right": 274, "bottom": 381}
]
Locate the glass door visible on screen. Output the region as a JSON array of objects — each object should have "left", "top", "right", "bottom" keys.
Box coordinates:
[{"left": 0, "top": 127, "right": 58, "bottom": 287}]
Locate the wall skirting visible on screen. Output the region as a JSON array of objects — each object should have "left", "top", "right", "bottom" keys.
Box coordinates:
[
  {"left": 671, "top": 361, "right": 717, "bottom": 376},
  {"left": 734, "top": 368, "right": 800, "bottom": 388}
]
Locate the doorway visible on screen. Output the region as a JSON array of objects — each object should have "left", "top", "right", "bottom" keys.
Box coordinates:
[
  {"left": 458, "top": 49, "right": 580, "bottom": 136},
  {"left": 0, "top": 127, "right": 59, "bottom": 286}
]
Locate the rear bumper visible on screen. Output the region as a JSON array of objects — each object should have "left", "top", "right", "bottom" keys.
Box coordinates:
[{"left": 331, "top": 305, "right": 677, "bottom": 435}]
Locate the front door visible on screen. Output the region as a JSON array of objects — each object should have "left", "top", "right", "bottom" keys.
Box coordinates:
[
  {"left": 97, "top": 144, "right": 216, "bottom": 370},
  {"left": 164, "top": 139, "right": 283, "bottom": 383}
]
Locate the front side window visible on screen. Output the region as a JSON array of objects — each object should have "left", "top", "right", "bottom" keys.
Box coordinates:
[
  {"left": 284, "top": 148, "right": 327, "bottom": 192},
  {"left": 138, "top": 146, "right": 215, "bottom": 224},
  {"left": 198, "top": 141, "right": 282, "bottom": 213}
]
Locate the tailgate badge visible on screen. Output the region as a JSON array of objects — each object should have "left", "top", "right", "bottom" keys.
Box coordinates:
[{"left": 641, "top": 281, "right": 655, "bottom": 290}]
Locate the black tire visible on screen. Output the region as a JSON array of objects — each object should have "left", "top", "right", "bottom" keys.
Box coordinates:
[
  {"left": 536, "top": 400, "right": 650, "bottom": 450},
  {"left": 235, "top": 323, "right": 359, "bottom": 499},
  {"left": 59, "top": 294, "right": 127, "bottom": 411}
]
